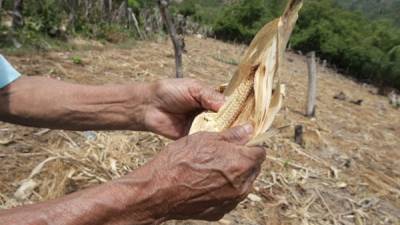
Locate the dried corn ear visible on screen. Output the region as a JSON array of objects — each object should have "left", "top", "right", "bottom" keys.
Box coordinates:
[{"left": 190, "top": 0, "right": 303, "bottom": 144}]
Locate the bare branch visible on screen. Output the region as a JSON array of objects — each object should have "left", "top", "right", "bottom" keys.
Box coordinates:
[{"left": 158, "top": 0, "right": 184, "bottom": 78}]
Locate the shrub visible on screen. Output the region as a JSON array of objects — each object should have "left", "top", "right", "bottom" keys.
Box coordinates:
[
  {"left": 172, "top": 0, "right": 224, "bottom": 25},
  {"left": 211, "top": 0, "right": 400, "bottom": 90},
  {"left": 213, "top": 0, "right": 277, "bottom": 43},
  {"left": 291, "top": 0, "right": 400, "bottom": 89}
]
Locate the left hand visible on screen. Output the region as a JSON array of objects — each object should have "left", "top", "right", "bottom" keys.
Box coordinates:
[{"left": 143, "top": 78, "right": 225, "bottom": 139}]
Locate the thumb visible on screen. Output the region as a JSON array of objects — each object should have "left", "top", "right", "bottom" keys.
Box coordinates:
[{"left": 221, "top": 124, "right": 254, "bottom": 145}]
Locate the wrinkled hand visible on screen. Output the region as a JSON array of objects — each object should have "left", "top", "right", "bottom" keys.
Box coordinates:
[
  {"left": 144, "top": 78, "right": 225, "bottom": 139},
  {"left": 137, "top": 124, "right": 265, "bottom": 221},
  {"left": 0, "top": 125, "right": 265, "bottom": 225}
]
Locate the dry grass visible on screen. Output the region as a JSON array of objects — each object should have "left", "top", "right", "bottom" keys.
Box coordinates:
[
  {"left": 0, "top": 36, "right": 399, "bottom": 225},
  {"left": 0, "top": 131, "right": 166, "bottom": 208}
]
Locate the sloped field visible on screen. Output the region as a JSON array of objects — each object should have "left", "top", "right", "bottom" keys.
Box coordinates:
[{"left": 0, "top": 36, "right": 399, "bottom": 225}]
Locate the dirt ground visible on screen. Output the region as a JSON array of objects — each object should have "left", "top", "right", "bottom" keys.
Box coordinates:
[{"left": 0, "top": 36, "right": 399, "bottom": 225}]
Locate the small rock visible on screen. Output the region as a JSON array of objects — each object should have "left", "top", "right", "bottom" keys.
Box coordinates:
[
  {"left": 334, "top": 91, "right": 347, "bottom": 101},
  {"left": 350, "top": 99, "right": 363, "bottom": 106},
  {"left": 0, "top": 136, "right": 14, "bottom": 145},
  {"left": 388, "top": 91, "right": 400, "bottom": 108},
  {"left": 219, "top": 219, "right": 232, "bottom": 225},
  {"left": 336, "top": 182, "right": 348, "bottom": 188},
  {"left": 247, "top": 193, "right": 262, "bottom": 202},
  {"left": 83, "top": 131, "right": 97, "bottom": 141},
  {"left": 14, "top": 179, "right": 38, "bottom": 200}
]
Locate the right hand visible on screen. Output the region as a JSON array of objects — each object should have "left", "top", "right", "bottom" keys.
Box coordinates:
[
  {"left": 141, "top": 78, "right": 225, "bottom": 140},
  {"left": 142, "top": 124, "right": 266, "bottom": 221}
]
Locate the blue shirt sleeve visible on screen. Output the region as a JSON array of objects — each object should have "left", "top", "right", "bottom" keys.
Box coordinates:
[{"left": 0, "top": 55, "right": 21, "bottom": 89}]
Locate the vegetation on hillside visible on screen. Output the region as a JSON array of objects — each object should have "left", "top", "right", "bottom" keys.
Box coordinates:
[
  {"left": 176, "top": 0, "right": 400, "bottom": 90},
  {"left": 0, "top": 0, "right": 152, "bottom": 49},
  {"left": 211, "top": 0, "right": 286, "bottom": 43},
  {"left": 292, "top": 0, "right": 400, "bottom": 89},
  {"left": 170, "top": 0, "right": 224, "bottom": 25},
  {"left": 0, "top": 0, "right": 399, "bottom": 90},
  {"left": 335, "top": 0, "right": 400, "bottom": 26}
]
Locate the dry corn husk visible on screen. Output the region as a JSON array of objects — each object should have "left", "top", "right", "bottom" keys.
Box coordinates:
[{"left": 190, "top": 0, "right": 303, "bottom": 144}]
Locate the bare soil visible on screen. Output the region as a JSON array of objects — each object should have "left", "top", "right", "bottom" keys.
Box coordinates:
[{"left": 0, "top": 36, "right": 399, "bottom": 225}]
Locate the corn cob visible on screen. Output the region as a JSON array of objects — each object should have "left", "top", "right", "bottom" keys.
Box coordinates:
[
  {"left": 215, "top": 77, "right": 254, "bottom": 130},
  {"left": 189, "top": 0, "right": 303, "bottom": 143}
]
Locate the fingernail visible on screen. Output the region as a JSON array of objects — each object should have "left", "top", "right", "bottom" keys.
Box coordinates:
[{"left": 242, "top": 123, "right": 254, "bottom": 135}]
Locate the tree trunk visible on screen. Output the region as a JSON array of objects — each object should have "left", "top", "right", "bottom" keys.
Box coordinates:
[
  {"left": 158, "top": 0, "right": 184, "bottom": 78},
  {"left": 306, "top": 51, "right": 317, "bottom": 117},
  {"left": 65, "top": 0, "right": 79, "bottom": 32},
  {"left": 12, "top": 0, "right": 24, "bottom": 29},
  {"left": 103, "top": 0, "right": 112, "bottom": 22},
  {"left": 128, "top": 8, "right": 144, "bottom": 39},
  {"left": 116, "top": 0, "right": 129, "bottom": 25},
  {"left": 125, "top": 0, "right": 129, "bottom": 25},
  {"left": 0, "top": 0, "right": 3, "bottom": 25},
  {"left": 84, "top": 0, "right": 93, "bottom": 19}
]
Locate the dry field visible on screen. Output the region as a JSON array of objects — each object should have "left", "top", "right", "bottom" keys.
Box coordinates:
[{"left": 0, "top": 36, "right": 399, "bottom": 225}]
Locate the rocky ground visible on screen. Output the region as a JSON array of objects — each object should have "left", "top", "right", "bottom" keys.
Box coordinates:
[{"left": 0, "top": 36, "right": 399, "bottom": 225}]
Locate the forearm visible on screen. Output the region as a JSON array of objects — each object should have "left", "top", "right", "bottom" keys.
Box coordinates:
[
  {"left": 0, "top": 76, "right": 151, "bottom": 131},
  {"left": 0, "top": 166, "right": 168, "bottom": 225}
]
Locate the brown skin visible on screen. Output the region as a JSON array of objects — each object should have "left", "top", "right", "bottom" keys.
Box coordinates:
[{"left": 0, "top": 77, "right": 265, "bottom": 225}]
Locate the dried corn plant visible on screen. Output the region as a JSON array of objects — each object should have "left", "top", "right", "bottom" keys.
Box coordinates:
[{"left": 190, "top": 0, "right": 303, "bottom": 142}]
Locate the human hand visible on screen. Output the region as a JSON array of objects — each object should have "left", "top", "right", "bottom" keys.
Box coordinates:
[
  {"left": 133, "top": 124, "right": 265, "bottom": 221},
  {"left": 143, "top": 78, "right": 225, "bottom": 139},
  {"left": 0, "top": 125, "right": 264, "bottom": 225}
]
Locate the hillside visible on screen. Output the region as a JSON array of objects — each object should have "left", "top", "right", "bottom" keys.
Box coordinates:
[
  {"left": 335, "top": 0, "right": 400, "bottom": 25},
  {"left": 0, "top": 37, "right": 399, "bottom": 225},
  {"left": 173, "top": 0, "right": 400, "bottom": 91}
]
